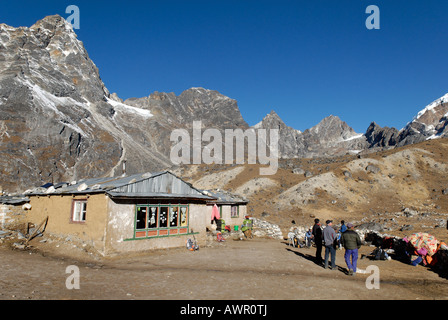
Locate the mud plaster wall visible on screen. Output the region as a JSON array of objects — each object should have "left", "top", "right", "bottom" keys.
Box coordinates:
[
  {"left": 104, "top": 200, "right": 210, "bottom": 255},
  {"left": 27, "top": 194, "right": 108, "bottom": 251}
]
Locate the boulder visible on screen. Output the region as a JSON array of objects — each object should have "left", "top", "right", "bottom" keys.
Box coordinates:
[
  {"left": 366, "top": 164, "right": 380, "bottom": 174},
  {"left": 292, "top": 168, "right": 305, "bottom": 175}
]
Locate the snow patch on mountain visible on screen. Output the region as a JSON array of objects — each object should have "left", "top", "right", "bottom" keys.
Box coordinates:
[
  {"left": 413, "top": 93, "right": 448, "bottom": 122},
  {"left": 106, "top": 97, "right": 153, "bottom": 118}
]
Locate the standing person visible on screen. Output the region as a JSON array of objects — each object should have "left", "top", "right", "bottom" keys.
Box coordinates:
[
  {"left": 340, "top": 223, "right": 362, "bottom": 275},
  {"left": 305, "top": 228, "right": 313, "bottom": 248},
  {"left": 312, "top": 219, "right": 323, "bottom": 265},
  {"left": 241, "top": 215, "right": 253, "bottom": 239},
  {"left": 323, "top": 220, "right": 337, "bottom": 270},
  {"left": 337, "top": 220, "right": 347, "bottom": 250},
  {"left": 340, "top": 220, "right": 347, "bottom": 233}
]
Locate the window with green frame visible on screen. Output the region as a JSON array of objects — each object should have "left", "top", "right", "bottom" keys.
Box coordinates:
[{"left": 134, "top": 204, "right": 189, "bottom": 238}]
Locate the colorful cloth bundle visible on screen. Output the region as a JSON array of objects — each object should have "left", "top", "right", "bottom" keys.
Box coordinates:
[{"left": 405, "top": 232, "right": 439, "bottom": 257}]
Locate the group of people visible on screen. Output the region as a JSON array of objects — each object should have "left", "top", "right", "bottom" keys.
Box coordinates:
[{"left": 310, "top": 218, "right": 362, "bottom": 275}]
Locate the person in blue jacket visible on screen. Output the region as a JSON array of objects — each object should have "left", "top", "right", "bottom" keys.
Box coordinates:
[
  {"left": 340, "top": 220, "right": 347, "bottom": 233},
  {"left": 305, "top": 228, "right": 313, "bottom": 248}
]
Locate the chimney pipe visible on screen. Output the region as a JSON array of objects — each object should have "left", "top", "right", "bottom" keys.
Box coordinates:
[{"left": 122, "top": 160, "right": 127, "bottom": 177}]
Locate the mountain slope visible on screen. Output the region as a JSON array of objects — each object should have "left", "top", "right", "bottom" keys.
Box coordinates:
[
  {"left": 0, "top": 15, "right": 123, "bottom": 190},
  {"left": 1, "top": 14, "right": 448, "bottom": 194},
  {"left": 0, "top": 16, "right": 248, "bottom": 192}
]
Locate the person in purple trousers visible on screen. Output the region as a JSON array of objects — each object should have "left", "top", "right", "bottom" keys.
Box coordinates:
[{"left": 340, "top": 223, "right": 362, "bottom": 276}]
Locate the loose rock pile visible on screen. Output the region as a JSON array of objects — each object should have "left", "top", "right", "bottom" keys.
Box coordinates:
[
  {"left": 206, "top": 218, "right": 284, "bottom": 243},
  {"left": 0, "top": 225, "right": 43, "bottom": 247},
  {"left": 252, "top": 218, "right": 283, "bottom": 240}
]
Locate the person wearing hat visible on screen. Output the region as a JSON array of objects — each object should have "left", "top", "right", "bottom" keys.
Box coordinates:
[
  {"left": 323, "top": 220, "right": 337, "bottom": 270},
  {"left": 340, "top": 222, "right": 362, "bottom": 275},
  {"left": 312, "top": 218, "right": 323, "bottom": 264}
]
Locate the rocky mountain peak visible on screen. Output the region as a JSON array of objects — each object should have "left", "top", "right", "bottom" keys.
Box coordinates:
[
  {"left": 359, "top": 93, "right": 448, "bottom": 150},
  {"left": 253, "top": 111, "right": 367, "bottom": 158},
  {"left": 383, "top": 93, "right": 448, "bottom": 148},
  {"left": 254, "top": 110, "right": 291, "bottom": 131},
  {"left": 125, "top": 87, "right": 248, "bottom": 129},
  {"left": 264, "top": 110, "right": 283, "bottom": 122},
  {"left": 1, "top": 14, "right": 109, "bottom": 104},
  {"left": 365, "top": 122, "right": 400, "bottom": 148},
  {"left": 404, "top": 93, "right": 448, "bottom": 134},
  {"left": 30, "top": 14, "right": 74, "bottom": 33},
  {"left": 0, "top": 16, "right": 170, "bottom": 192},
  {"left": 306, "top": 115, "right": 360, "bottom": 142},
  {"left": 267, "top": 110, "right": 280, "bottom": 118}
]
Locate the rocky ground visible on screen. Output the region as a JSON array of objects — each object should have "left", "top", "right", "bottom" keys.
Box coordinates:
[{"left": 0, "top": 232, "right": 447, "bottom": 302}]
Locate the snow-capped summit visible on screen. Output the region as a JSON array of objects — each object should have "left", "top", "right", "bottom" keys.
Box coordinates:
[
  {"left": 398, "top": 93, "right": 448, "bottom": 145},
  {"left": 0, "top": 15, "right": 248, "bottom": 191},
  {"left": 413, "top": 93, "right": 448, "bottom": 123}
]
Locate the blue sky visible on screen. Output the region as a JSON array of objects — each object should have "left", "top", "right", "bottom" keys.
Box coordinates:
[{"left": 2, "top": 0, "right": 448, "bottom": 133}]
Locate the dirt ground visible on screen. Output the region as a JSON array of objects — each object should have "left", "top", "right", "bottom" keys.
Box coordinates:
[{"left": 1, "top": 235, "right": 447, "bottom": 301}]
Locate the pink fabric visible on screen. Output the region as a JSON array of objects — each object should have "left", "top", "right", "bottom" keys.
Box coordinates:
[
  {"left": 211, "top": 204, "right": 220, "bottom": 220},
  {"left": 417, "top": 247, "right": 428, "bottom": 256}
]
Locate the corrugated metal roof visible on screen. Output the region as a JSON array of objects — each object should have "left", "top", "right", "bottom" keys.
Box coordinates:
[
  {"left": 26, "top": 172, "right": 164, "bottom": 195},
  {"left": 109, "top": 172, "right": 202, "bottom": 194},
  {"left": 25, "top": 171, "right": 216, "bottom": 201},
  {"left": 107, "top": 192, "right": 215, "bottom": 201},
  {"left": 0, "top": 196, "right": 30, "bottom": 205},
  {"left": 201, "top": 189, "right": 248, "bottom": 204},
  {"left": 107, "top": 171, "right": 216, "bottom": 200}
]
